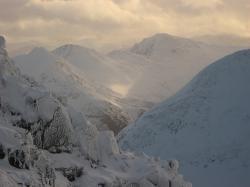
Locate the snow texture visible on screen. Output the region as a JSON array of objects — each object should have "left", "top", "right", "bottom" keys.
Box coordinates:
[
  {"left": 14, "top": 46, "right": 130, "bottom": 134},
  {"left": 109, "top": 33, "right": 241, "bottom": 104},
  {"left": 119, "top": 49, "right": 250, "bottom": 187}
]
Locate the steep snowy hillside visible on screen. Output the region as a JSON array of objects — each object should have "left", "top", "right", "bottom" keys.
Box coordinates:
[
  {"left": 118, "top": 49, "right": 250, "bottom": 187},
  {"left": 110, "top": 33, "right": 240, "bottom": 103},
  {"left": 14, "top": 47, "right": 129, "bottom": 134},
  {"left": 52, "top": 44, "right": 131, "bottom": 87},
  {"left": 0, "top": 36, "right": 191, "bottom": 187}
]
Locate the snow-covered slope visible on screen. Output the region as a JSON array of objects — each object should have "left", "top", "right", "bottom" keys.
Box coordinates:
[
  {"left": 118, "top": 49, "right": 250, "bottom": 187},
  {"left": 14, "top": 47, "right": 130, "bottom": 134},
  {"left": 110, "top": 33, "right": 240, "bottom": 103},
  {"left": 0, "top": 36, "right": 191, "bottom": 187},
  {"left": 52, "top": 44, "right": 131, "bottom": 86}
]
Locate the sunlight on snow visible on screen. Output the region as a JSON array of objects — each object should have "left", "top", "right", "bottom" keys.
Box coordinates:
[{"left": 110, "top": 84, "right": 130, "bottom": 97}]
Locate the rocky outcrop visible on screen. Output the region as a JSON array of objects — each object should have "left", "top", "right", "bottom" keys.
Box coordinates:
[
  {"left": 0, "top": 36, "right": 5, "bottom": 48},
  {"left": 0, "top": 143, "right": 5, "bottom": 159},
  {"left": 56, "top": 166, "right": 83, "bottom": 182},
  {"left": 8, "top": 149, "right": 29, "bottom": 169}
]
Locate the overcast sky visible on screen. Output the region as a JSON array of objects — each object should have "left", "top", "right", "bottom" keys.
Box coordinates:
[{"left": 0, "top": 0, "right": 249, "bottom": 51}]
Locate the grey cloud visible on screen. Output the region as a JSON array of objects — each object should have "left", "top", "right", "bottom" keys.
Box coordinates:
[{"left": 0, "top": 0, "right": 249, "bottom": 50}]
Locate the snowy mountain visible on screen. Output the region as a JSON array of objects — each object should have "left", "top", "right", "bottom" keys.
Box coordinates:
[
  {"left": 52, "top": 44, "right": 131, "bottom": 87},
  {"left": 109, "top": 33, "right": 241, "bottom": 103},
  {"left": 14, "top": 46, "right": 130, "bottom": 134},
  {"left": 118, "top": 49, "right": 250, "bottom": 187},
  {"left": 14, "top": 33, "right": 240, "bottom": 130},
  {"left": 0, "top": 36, "right": 191, "bottom": 187}
]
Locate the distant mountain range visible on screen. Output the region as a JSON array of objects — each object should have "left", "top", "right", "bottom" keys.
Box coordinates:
[
  {"left": 110, "top": 33, "right": 240, "bottom": 103},
  {"left": 14, "top": 33, "right": 244, "bottom": 134}
]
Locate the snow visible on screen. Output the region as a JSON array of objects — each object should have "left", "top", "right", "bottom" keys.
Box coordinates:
[
  {"left": 13, "top": 33, "right": 238, "bottom": 131},
  {"left": 0, "top": 36, "right": 191, "bottom": 187},
  {"left": 5, "top": 31, "right": 247, "bottom": 186},
  {"left": 96, "top": 131, "right": 120, "bottom": 162},
  {"left": 118, "top": 49, "right": 250, "bottom": 187},
  {"left": 110, "top": 33, "right": 241, "bottom": 104},
  {"left": 14, "top": 46, "right": 131, "bottom": 134},
  {"left": 0, "top": 170, "right": 18, "bottom": 187},
  {"left": 52, "top": 44, "right": 130, "bottom": 86}
]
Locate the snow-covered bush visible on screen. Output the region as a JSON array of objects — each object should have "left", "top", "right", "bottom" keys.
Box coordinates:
[
  {"left": 35, "top": 152, "right": 56, "bottom": 186},
  {"left": 32, "top": 98, "right": 74, "bottom": 151}
]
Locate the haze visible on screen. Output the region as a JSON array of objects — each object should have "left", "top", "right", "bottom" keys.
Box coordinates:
[{"left": 0, "top": 0, "right": 250, "bottom": 52}]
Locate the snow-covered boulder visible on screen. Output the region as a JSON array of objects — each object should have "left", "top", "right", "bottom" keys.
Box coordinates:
[
  {"left": 67, "top": 107, "right": 99, "bottom": 160},
  {"left": 96, "top": 131, "right": 120, "bottom": 162}
]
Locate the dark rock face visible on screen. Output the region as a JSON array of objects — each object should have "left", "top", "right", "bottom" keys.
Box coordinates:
[
  {"left": 56, "top": 166, "right": 83, "bottom": 182},
  {"left": 14, "top": 118, "right": 33, "bottom": 131},
  {"left": 0, "top": 143, "right": 5, "bottom": 159},
  {"left": 98, "top": 183, "right": 106, "bottom": 187},
  {"left": 8, "top": 149, "right": 29, "bottom": 169}
]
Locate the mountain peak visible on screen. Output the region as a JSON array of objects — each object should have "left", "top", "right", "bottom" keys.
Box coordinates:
[
  {"left": 29, "top": 47, "right": 50, "bottom": 56},
  {"left": 149, "top": 33, "right": 181, "bottom": 40},
  {"left": 57, "top": 44, "right": 86, "bottom": 50},
  {"left": 53, "top": 43, "right": 93, "bottom": 54},
  {"left": 130, "top": 33, "right": 201, "bottom": 60}
]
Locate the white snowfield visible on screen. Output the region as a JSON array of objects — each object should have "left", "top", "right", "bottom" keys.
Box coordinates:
[
  {"left": 0, "top": 37, "right": 191, "bottom": 187},
  {"left": 118, "top": 49, "right": 250, "bottom": 187}
]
